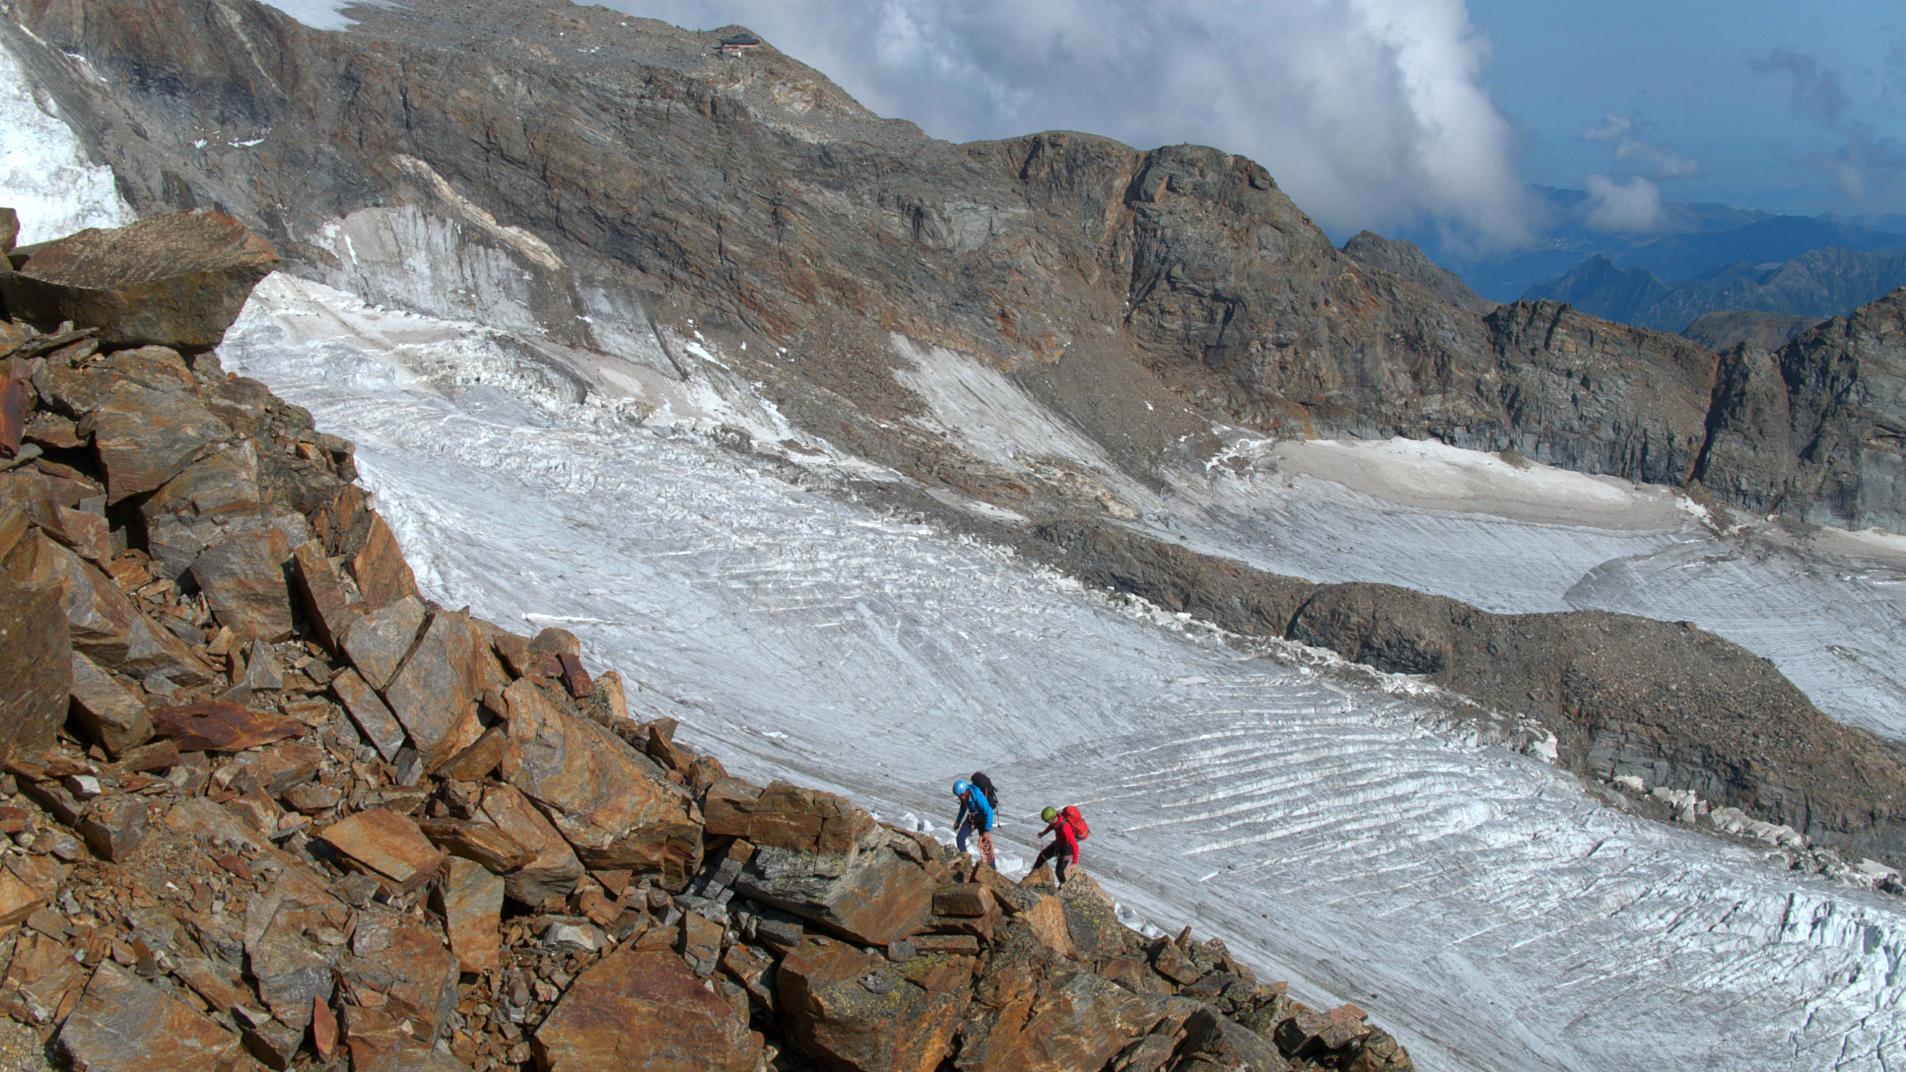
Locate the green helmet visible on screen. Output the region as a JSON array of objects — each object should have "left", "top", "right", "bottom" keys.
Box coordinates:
[{"left": 1041, "top": 806, "right": 1058, "bottom": 822}]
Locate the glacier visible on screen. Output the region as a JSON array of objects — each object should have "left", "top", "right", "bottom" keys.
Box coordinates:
[
  {"left": 8, "top": 36, "right": 1906, "bottom": 1070},
  {"left": 218, "top": 275, "right": 1906, "bottom": 1072}
]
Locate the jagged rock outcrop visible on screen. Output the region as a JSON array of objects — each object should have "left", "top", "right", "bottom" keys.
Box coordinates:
[
  {"left": 5, "top": 0, "right": 1904, "bottom": 533},
  {"left": 1034, "top": 518, "right": 1906, "bottom": 864},
  {"left": 1682, "top": 310, "right": 1822, "bottom": 353},
  {"left": 0, "top": 212, "right": 1413, "bottom": 1071},
  {"left": 1692, "top": 288, "right": 1906, "bottom": 530}
]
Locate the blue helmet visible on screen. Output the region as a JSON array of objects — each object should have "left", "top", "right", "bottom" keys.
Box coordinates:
[{"left": 953, "top": 779, "right": 973, "bottom": 797}]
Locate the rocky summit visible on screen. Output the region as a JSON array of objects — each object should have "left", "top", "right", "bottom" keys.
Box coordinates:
[
  {"left": 5, "top": 0, "right": 1905, "bottom": 534},
  {"left": 0, "top": 210, "right": 1416, "bottom": 1070}
]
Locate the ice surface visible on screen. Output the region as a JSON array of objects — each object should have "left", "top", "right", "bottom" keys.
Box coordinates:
[
  {"left": 251, "top": 1, "right": 380, "bottom": 31},
  {"left": 0, "top": 40, "right": 130, "bottom": 242},
  {"left": 1150, "top": 437, "right": 1906, "bottom": 741},
  {"left": 222, "top": 277, "right": 1906, "bottom": 1072}
]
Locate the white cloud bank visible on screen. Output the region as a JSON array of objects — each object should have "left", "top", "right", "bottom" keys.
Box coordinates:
[
  {"left": 1582, "top": 173, "right": 1662, "bottom": 233},
  {"left": 614, "top": 0, "right": 1533, "bottom": 247}
]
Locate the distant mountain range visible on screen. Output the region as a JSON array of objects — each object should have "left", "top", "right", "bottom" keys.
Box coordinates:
[
  {"left": 1404, "top": 188, "right": 1906, "bottom": 320},
  {"left": 1522, "top": 244, "right": 1906, "bottom": 333}
]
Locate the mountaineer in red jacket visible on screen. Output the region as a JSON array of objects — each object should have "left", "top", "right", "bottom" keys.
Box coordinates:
[{"left": 1032, "top": 804, "right": 1088, "bottom": 886}]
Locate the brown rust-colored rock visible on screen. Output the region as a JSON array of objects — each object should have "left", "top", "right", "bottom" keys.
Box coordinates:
[
  {"left": 57, "top": 960, "right": 248, "bottom": 1071},
  {"left": 381, "top": 609, "right": 487, "bottom": 769},
  {"left": 417, "top": 815, "right": 535, "bottom": 874},
  {"left": 778, "top": 934, "right": 974, "bottom": 1072},
  {"left": 0, "top": 371, "right": 26, "bottom": 458},
  {"left": 533, "top": 944, "right": 760, "bottom": 1072},
  {"left": 436, "top": 724, "right": 506, "bottom": 782},
  {"left": 338, "top": 593, "right": 425, "bottom": 691},
  {"left": 0, "top": 526, "right": 72, "bottom": 766},
  {"left": 736, "top": 830, "right": 938, "bottom": 947},
  {"left": 555, "top": 651, "right": 593, "bottom": 698},
  {"left": 190, "top": 526, "right": 296, "bottom": 643},
  {"left": 318, "top": 807, "right": 446, "bottom": 893},
  {"left": 436, "top": 855, "right": 503, "bottom": 973},
  {"left": 152, "top": 698, "right": 307, "bottom": 751},
  {"left": 703, "top": 777, "right": 876, "bottom": 855},
  {"left": 288, "top": 539, "right": 361, "bottom": 652},
  {"left": 500, "top": 677, "right": 701, "bottom": 884},
  {"left": 479, "top": 783, "right": 584, "bottom": 905},
  {"left": 0, "top": 211, "right": 277, "bottom": 351},
  {"left": 347, "top": 512, "right": 418, "bottom": 609},
  {"left": 328, "top": 667, "right": 407, "bottom": 762},
  {"left": 67, "top": 649, "right": 152, "bottom": 757},
  {"left": 45, "top": 536, "right": 210, "bottom": 682},
  {"left": 84, "top": 377, "right": 233, "bottom": 506}
]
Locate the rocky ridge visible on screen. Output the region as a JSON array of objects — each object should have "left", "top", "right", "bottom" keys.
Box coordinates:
[
  {"left": 3, "top": 0, "right": 1904, "bottom": 533},
  {"left": 0, "top": 212, "right": 1415, "bottom": 1069}
]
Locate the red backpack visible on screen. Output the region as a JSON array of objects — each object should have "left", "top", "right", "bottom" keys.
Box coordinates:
[{"left": 1061, "top": 805, "right": 1090, "bottom": 840}]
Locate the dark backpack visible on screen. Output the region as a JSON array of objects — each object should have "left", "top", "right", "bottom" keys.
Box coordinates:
[
  {"left": 1061, "top": 805, "right": 1089, "bottom": 840},
  {"left": 969, "top": 771, "right": 999, "bottom": 814}
]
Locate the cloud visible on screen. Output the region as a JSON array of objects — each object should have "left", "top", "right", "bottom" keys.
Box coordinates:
[
  {"left": 1582, "top": 113, "right": 1698, "bottom": 179},
  {"left": 1746, "top": 50, "right": 1902, "bottom": 211},
  {"left": 1582, "top": 174, "right": 1662, "bottom": 232},
  {"left": 1749, "top": 49, "right": 1848, "bottom": 126},
  {"left": 1814, "top": 124, "right": 1906, "bottom": 209},
  {"left": 608, "top": 0, "right": 1534, "bottom": 248}
]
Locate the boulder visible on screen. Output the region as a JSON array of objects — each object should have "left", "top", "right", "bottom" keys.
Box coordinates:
[
  {"left": 436, "top": 856, "right": 503, "bottom": 973},
  {"left": 66, "top": 650, "right": 151, "bottom": 756},
  {"left": 339, "top": 594, "right": 425, "bottom": 690},
  {"left": 478, "top": 783, "right": 584, "bottom": 905},
  {"left": 152, "top": 699, "right": 307, "bottom": 751},
  {"left": 329, "top": 667, "right": 408, "bottom": 762},
  {"left": 0, "top": 211, "right": 278, "bottom": 350},
  {"left": 138, "top": 441, "right": 264, "bottom": 579},
  {"left": 1058, "top": 873, "right": 1138, "bottom": 967},
  {"left": 84, "top": 377, "right": 234, "bottom": 505},
  {"left": 533, "top": 944, "right": 760, "bottom": 1072},
  {"left": 418, "top": 816, "right": 534, "bottom": 874},
  {"left": 381, "top": 610, "right": 487, "bottom": 769},
  {"left": 56, "top": 961, "right": 248, "bottom": 1071},
  {"left": 1178, "top": 1007, "right": 1290, "bottom": 1071},
  {"left": 0, "top": 206, "right": 15, "bottom": 252},
  {"left": 735, "top": 828, "right": 938, "bottom": 946},
  {"left": 1, "top": 370, "right": 26, "bottom": 458},
  {"left": 43, "top": 536, "right": 209, "bottom": 682},
  {"left": 190, "top": 526, "right": 296, "bottom": 643},
  {"left": 346, "top": 512, "right": 418, "bottom": 609},
  {"left": 342, "top": 1004, "right": 470, "bottom": 1072},
  {"left": 500, "top": 677, "right": 702, "bottom": 884},
  {"left": 245, "top": 878, "right": 347, "bottom": 1039},
  {"left": 777, "top": 934, "right": 975, "bottom": 1072},
  {"left": 704, "top": 777, "right": 876, "bottom": 854},
  {"left": 956, "top": 962, "right": 1161, "bottom": 1072},
  {"left": 0, "top": 526, "right": 72, "bottom": 766},
  {"left": 338, "top": 916, "right": 459, "bottom": 1055},
  {"left": 288, "top": 540, "right": 361, "bottom": 652},
  {"left": 318, "top": 808, "right": 446, "bottom": 894}
]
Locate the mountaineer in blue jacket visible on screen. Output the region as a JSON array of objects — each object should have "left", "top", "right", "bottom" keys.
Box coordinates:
[{"left": 952, "top": 777, "right": 997, "bottom": 868}]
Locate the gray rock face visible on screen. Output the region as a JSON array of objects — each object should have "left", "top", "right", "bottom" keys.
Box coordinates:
[{"left": 6, "top": 0, "right": 1904, "bottom": 533}]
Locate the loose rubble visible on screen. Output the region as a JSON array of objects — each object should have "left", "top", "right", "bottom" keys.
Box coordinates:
[{"left": 0, "top": 212, "right": 1412, "bottom": 1069}]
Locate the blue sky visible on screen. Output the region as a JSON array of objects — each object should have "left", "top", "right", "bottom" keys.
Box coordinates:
[
  {"left": 1470, "top": 0, "right": 1904, "bottom": 218},
  {"left": 619, "top": 1, "right": 1904, "bottom": 246}
]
